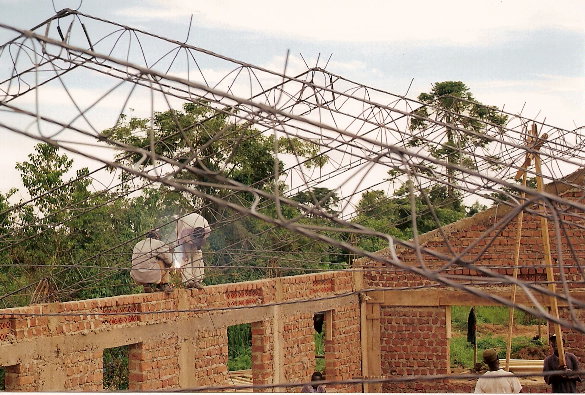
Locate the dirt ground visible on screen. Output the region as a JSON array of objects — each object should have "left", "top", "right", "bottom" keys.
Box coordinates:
[{"left": 476, "top": 323, "right": 545, "bottom": 339}]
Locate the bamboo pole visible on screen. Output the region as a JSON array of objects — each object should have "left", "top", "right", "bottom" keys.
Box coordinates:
[
  {"left": 505, "top": 170, "right": 527, "bottom": 371},
  {"left": 531, "top": 123, "right": 566, "bottom": 365}
]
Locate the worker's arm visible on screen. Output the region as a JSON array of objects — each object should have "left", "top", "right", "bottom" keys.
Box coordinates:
[
  {"left": 158, "top": 249, "right": 174, "bottom": 267},
  {"left": 151, "top": 240, "right": 174, "bottom": 267},
  {"left": 569, "top": 354, "right": 582, "bottom": 382}
]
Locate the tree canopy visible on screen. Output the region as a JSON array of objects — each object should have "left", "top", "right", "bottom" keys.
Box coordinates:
[{"left": 409, "top": 81, "right": 508, "bottom": 207}]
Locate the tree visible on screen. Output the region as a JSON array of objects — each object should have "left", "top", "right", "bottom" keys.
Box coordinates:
[
  {"left": 292, "top": 187, "right": 340, "bottom": 216},
  {"left": 101, "top": 102, "right": 326, "bottom": 199},
  {"left": 352, "top": 184, "right": 469, "bottom": 252},
  {"left": 4, "top": 144, "right": 150, "bottom": 304},
  {"left": 409, "top": 81, "right": 508, "bottom": 208}
]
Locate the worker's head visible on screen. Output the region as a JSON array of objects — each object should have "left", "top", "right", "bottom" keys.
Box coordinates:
[
  {"left": 482, "top": 349, "right": 499, "bottom": 370},
  {"left": 311, "top": 371, "right": 324, "bottom": 381},
  {"left": 310, "top": 372, "right": 324, "bottom": 388},
  {"left": 549, "top": 334, "right": 564, "bottom": 355},
  {"left": 190, "top": 227, "right": 207, "bottom": 250},
  {"left": 146, "top": 229, "right": 161, "bottom": 240}
]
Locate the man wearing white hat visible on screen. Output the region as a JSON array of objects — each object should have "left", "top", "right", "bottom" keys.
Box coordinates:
[{"left": 175, "top": 212, "right": 210, "bottom": 289}]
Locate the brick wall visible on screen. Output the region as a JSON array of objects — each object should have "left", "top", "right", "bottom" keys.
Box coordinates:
[
  {"left": 2, "top": 190, "right": 584, "bottom": 392},
  {"left": 356, "top": 188, "right": 585, "bottom": 393},
  {"left": 0, "top": 271, "right": 360, "bottom": 392},
  {"left": 362, "top": 190, "right": 585, "bottom": 289},
  {"left": 380, "top": 307, "right": 448, "bottom": 393},
  {"left": 64, "top": 347, "right": 102, "bottom": 391},
  {"left": 129, "top": 335, "right": 181, "bottom": 391},
  {"left": 326, "top": 305, "right": 362, "bottom": 392},
  {"left": 282, "top": 311, "right": 315, "bottom": 391}
]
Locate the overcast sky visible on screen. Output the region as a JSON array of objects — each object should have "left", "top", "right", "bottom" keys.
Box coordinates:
[{"left": 1, "top": 0, "right": 585, "bottom": 196}]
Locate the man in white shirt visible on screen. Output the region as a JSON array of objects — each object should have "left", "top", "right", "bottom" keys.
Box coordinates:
[
  {"left": 175, "top": 212, "right": 210, "bottom": 289},
  {"left": 474, "top": 349, "right": 522, "bottom": 393}
]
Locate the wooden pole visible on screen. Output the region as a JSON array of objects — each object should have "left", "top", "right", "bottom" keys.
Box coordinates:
[
  {"left": 505, "top": 170, "right": 527, "bottom": 371},
  {"left": 531, "top": 123, "right": 566, "bottom": 365}
]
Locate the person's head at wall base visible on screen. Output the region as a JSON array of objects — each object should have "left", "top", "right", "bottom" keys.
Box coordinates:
[
  {"left": 311, "top": 371, "right": 325, "bottom": 389},
  {"left": 311, "top": 372, "right": 324, "bottom": 381}
]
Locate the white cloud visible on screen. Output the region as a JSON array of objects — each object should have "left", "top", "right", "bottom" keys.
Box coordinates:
[
  {"left": 471, "top": 75, "right": 585, "bottom": 130},
  {"left": 116, "top": 0, "right": 585, "bottom": 46}
]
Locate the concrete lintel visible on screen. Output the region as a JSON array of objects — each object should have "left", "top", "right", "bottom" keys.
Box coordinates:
[
  {"left": 378, "top": 288, "right": 585, "bottom": 307},
  {"left": 0, "top": 294, "right": 356, "bottom": 366}
]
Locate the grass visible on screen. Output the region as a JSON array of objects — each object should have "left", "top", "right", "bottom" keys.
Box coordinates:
[
  {"left": 451, "top": 306, "right": 545, "bottom": 332},
  {"left": 451, "top": 335, "right": 547, "bottom": 369},
  {"left": 315, "top": 332, "right": 325, "bottom": 373},
  {"left": 450, "top": 306, "right": 548, "bottom": 369}
]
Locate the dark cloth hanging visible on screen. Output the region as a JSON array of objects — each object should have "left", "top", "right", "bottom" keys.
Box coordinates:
[
  {"left": 467, "top": 307, "right": 477, "bottom": 345},
  {"left": 313, "top": 312, "right": 325, "bottom": 334}
]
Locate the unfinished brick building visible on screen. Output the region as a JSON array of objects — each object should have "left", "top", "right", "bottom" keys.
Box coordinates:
[
  {"left": 1, "top": 8, "right": 585, "bottom": 393},
  {"left": 1, "top": 169, "right": 584, "bottom": 392}
]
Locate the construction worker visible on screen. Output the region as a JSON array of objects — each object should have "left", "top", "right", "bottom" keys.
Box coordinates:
[
  {"left": 474, "top": 349, "right": 522, "bottom": 393},
  {"left": 301, "top": 372, "right": 326, "bottom": 393},
  {"left": 175, "top": 212, "right": 210, "bottom": 289},
  {"left": 131, "top": 229, "right": 174, "bottom": 294},
  {"left": 543, "top": 334, "right": 582, "bottom": 393}
]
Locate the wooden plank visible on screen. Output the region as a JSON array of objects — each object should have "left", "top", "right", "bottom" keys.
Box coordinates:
[
  {"left": 367, "top": 303, "right": 382, "bottom": 392},
  {"left": 360, "top": 294, "right": 369, "bottom": 393},
  {"left": 533, "top": 123, "right": 565, "bottom": 364}
]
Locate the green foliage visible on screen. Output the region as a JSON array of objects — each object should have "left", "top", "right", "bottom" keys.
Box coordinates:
[
  {"left": 292, "top": 187, "right": 340, "bottom": 215},
  {"left": 101, "top": 102, "right": 325, "bottom": 196},
  {"left": 450, "top": 336, "right": 476, "bottom": 368},
  {"left": 98, "top": 102, "right": 338, "bottom": 284},
  {"left": 228, "top": 324, "right": 252, "bottom": 371},
  {"left": 1, "top": 143, "right": 182, "bottom": 304},
  {"left": 352, "top": 186, "right": 467, "bottom": 249},
  {"left": 0, "top": 367, "right": 5, "bottom": 390},
  {"left": 467, "top": 201, "right": 487, "bottom": 217},
  {"left": 410, "top": 81, "right": 508, "bottom": 137},
  {"left": 450, "top": 306, "right": 548, "bottom": 369},
  {"left": 103, "top": 345, "right": 129, "bottom": 391},
  {"left": 228, "top": 348, "right": 252, "bottom": 371}
]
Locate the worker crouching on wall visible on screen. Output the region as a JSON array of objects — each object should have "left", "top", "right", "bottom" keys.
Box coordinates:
[
  {"left": 175, "top": 213, "right": 210, "bottom": 289},
  {"left": 131, "top": 229, "right": 174, "bottom": 294}
]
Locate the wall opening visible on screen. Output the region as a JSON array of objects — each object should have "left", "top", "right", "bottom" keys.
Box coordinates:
[
  {"left": 313, "top": 312, "right": 326, "bottom": 373},
  {"left": 1, "top": 364, "right": 19, "bottom": 391},
  {"left": 449, "top": 306, "right": 548, "bottom": 373},
  {"left": 103, "top": 345, "right": 130, "bottom": 391},
  {"left": 227, "top": 323, "right": 252, "bottom": 372}
]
